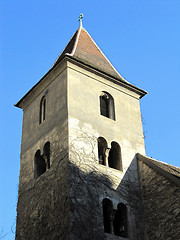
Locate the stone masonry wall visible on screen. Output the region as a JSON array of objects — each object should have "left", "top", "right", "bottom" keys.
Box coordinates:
[
  {"left": 138, "top": 160, "right": 180, "bottom": 240},
  {"left": 16, "top": 63, "right": 70, "bottom": 239},
  {"left": 68, "top": 128, "right": 145, "bottom": 240},
  {"left": 15, "top": 149, "right": 70, "bottom": 240}
]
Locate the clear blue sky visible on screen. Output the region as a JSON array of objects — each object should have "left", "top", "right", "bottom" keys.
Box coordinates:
[{"left": 0, "top": 1, "right": 180, "bottom": 239}]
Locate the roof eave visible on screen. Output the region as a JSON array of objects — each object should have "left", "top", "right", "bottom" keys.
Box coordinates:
[
  {"left": 15, "top": 53, "right": 147, "bottom": 109},
  {"left": 14, "top": 57, "right": 68, "bottom": 109},
  {"left": 65, "top": 55, "right": 147, "bottom": 99}
]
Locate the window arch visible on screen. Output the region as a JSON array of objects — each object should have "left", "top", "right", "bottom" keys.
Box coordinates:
[
  {"left": 102, "top": 198, "right": 113, "bottom": 234},
  {"left": 100, "top": 92, "right": 115, "bottom": 120},
  {"left": 113, "top": 203, "right": 128, "bottom": 238},
  {"left": 39, "top": 96, "right": 46, "bottom": 124},
  {"left": 98, "top": 137, "right": 108, "bottom": 165},
  {"left": 102, "top": 199, "right": 128, "bottom": 238},
  {"left": 34, "top": 150, "right": 46, "bottom": 179},
  {"left": 108, "top": 141, "right": 122, "bottom": 171}
]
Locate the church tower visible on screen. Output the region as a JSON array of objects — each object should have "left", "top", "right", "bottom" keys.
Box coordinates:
[{"left": 15, "top": 21, "right": 147, "bottom": 240}]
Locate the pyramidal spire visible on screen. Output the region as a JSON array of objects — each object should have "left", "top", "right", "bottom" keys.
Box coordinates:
[{"left": 52, "top": 19, "right": 127, "bottom": 82}]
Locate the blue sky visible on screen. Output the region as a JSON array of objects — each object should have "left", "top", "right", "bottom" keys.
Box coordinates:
[{"left": 0, "top": 1, "right": 180, "bottom": 239}]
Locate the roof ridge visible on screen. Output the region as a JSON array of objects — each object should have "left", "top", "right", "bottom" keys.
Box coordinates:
[
  {"left": 67, "top": 27, "right": 82, "bottom": 57},
  {"left": 139, "top": 153, "right": 180, "bottom": 169},
  {"left": 51, "top": 29, "right": 79, "bottom": 69},
  {"left": 82, "top": 28, "right": 127, "bottom": 82}
]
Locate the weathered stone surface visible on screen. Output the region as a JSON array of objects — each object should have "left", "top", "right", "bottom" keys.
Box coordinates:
[
  {"left": 138, "top": 160, "right": 180, "bottom": 240},
  {"left": 16, "top": 151, "right": 69, "bottom": 240}
]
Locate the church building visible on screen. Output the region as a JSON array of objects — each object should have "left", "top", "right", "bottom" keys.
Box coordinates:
[{"left": 15, "top": 18, "right": 180, "bottom": 240}]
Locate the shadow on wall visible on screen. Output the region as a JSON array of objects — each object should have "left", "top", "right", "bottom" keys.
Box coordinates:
[
  {"left": 69, "top": 156, "right": 145, "bottom": 240},
  {"left": 16, "top": 146, "right": 145, "bottom": 240}
]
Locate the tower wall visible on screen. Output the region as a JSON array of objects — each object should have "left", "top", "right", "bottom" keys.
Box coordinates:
[
  {"left": 16, "top": 62, "right": 70, "bottom": 240},
  {"left": 15, "top": 48, "right": 146, "bottom": 239},
  {"left": 67, "top": 61, "right": 145, "bottom": 240}
]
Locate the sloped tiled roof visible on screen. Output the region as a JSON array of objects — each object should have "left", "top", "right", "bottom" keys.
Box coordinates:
[
  {"left": 15, "top": 26, "right": 147, "bottom": 108},
  {"left": 53, "top": 27, "right": 127, "bottom": 82},
  {"left": 137, "top": 153, "right": 180, "bottom": 186}
]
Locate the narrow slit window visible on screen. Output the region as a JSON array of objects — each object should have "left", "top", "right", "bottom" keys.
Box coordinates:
[{"left": 39, "top": 96, "right": 46, "bottom": 124}]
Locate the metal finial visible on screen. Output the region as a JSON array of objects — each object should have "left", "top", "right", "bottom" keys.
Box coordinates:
[{"left": 78, "top": 13, "right": 84, "bottom": 27}]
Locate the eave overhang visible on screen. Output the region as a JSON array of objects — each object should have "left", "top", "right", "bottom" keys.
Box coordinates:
[{"left": 15, "top": 55, "right": 147, "bottom": 109}]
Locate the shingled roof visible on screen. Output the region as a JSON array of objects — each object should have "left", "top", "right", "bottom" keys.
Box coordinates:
[{"left": 52, "top": 26, "right": 127, "bottom": 82}]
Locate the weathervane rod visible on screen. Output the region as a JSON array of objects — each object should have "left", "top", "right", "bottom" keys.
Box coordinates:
[{"left": 78, "top": 13, "right": 84, "bottom": 28}]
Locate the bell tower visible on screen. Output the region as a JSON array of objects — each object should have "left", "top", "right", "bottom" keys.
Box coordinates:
[{"left": 15, "top": 22, "right": 147, "bottom": 240}]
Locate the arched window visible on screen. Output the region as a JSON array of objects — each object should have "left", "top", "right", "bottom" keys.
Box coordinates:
[
  {"left": 113, "top": 203, "right": 128, "bottom": 238},
  {"left": 98, "top": 137, "right": 108, "bottom": 165},
  {"left": 43, "top": 141, "right": 50, "bottom": 169},
  {"left": 39, "top": 96, "right": 46, "bottom": 124},
  {"left": 100, "top": 92, "right": 115, "bottom": 120},
  {"left": 102, "top": 198, "right": 113, "bottom": 234},
  {"left": 34, "top": 142, "right": 51, "bottom": 179},
  {"left": 108, "top": 142, "right": 122, "bottom": 171},
  {"left": 34, "top": 150, "right": 46, "bottom": 179}
]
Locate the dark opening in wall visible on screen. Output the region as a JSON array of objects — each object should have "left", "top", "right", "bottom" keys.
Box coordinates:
[
  {"left": 98, "top": 137, "right": 107, "bottom": 165},
  {"left": 34, "top": 142, "right": 51, "bottom": 179},
  {"left": 43, "top": 141, "right": 50, "bottom": 169},
  {"left": 108, "top": 142, "right": 122, "bottom": 170},
  {"left": 34, "top": 150, "right": 46, "bottom": 179},
  {"left": 113, "top": 203, "right": 128, "bottom": 238},
  {"left": 100, "top": 92, "right": 115, "bottom": 120},
  {"left": 102, "top": 198, "right": 113, "bottom": 234},
  {"left": 39, "top": 96, "right": 46, "bottom": 124}
]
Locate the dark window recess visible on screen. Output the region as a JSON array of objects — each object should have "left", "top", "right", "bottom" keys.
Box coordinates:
[
  {"left": 102, "top": 198, "right": 113, "bottom": 234},
  {"left": 43, "top": 141, "right": 50, "bottom": 169},
  {"left": 102, "top": 199, "right": 128, "bottom": 238},
  {"left": 100, "top": 94, "right": 109, "bottom": 117},
  {"left": 113, "top": 203, "right": 128, "bottom": 238},
  {"left": 39, "top": 96, "right": 46, "bottom": 124},
  {"left": 34, "top": 150, "right": 46, "bottom": 179},
  {"left": 98, "top": 137, "right": 107, "bottom": 165},
  {"left": 108, "top": 142, "right": 122, "bottom": 171},
  {"left": 100, "top": 92, "right": 115, "bottom": 120},
  {"left": 34, "top": 142, "right": 51, "bottom": 179}
]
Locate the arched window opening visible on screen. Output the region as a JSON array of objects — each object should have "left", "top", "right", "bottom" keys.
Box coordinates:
[
  {"left": 100, "top": 92, "right": 115, "bottom": 120},
  {"left": 34, "top": 150, "right": 46, "bottom": 179},
  {"left": 108, "top": 142, "right": 122, "bottom": 171},
  {"left": 102, "top": 198, "right": 113, "bottom": 234},
  {"left": 113, "top": 203, "right": 128, "bottom": 238},
  {"left": 43, "top": 141, "right": 50, "bottom": 169},
  {"left": 98, "top": 137, "right": 107, "bottom": 165},
  {"left": 39, "top": 96, "right": 46, "bottom": 124}
]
